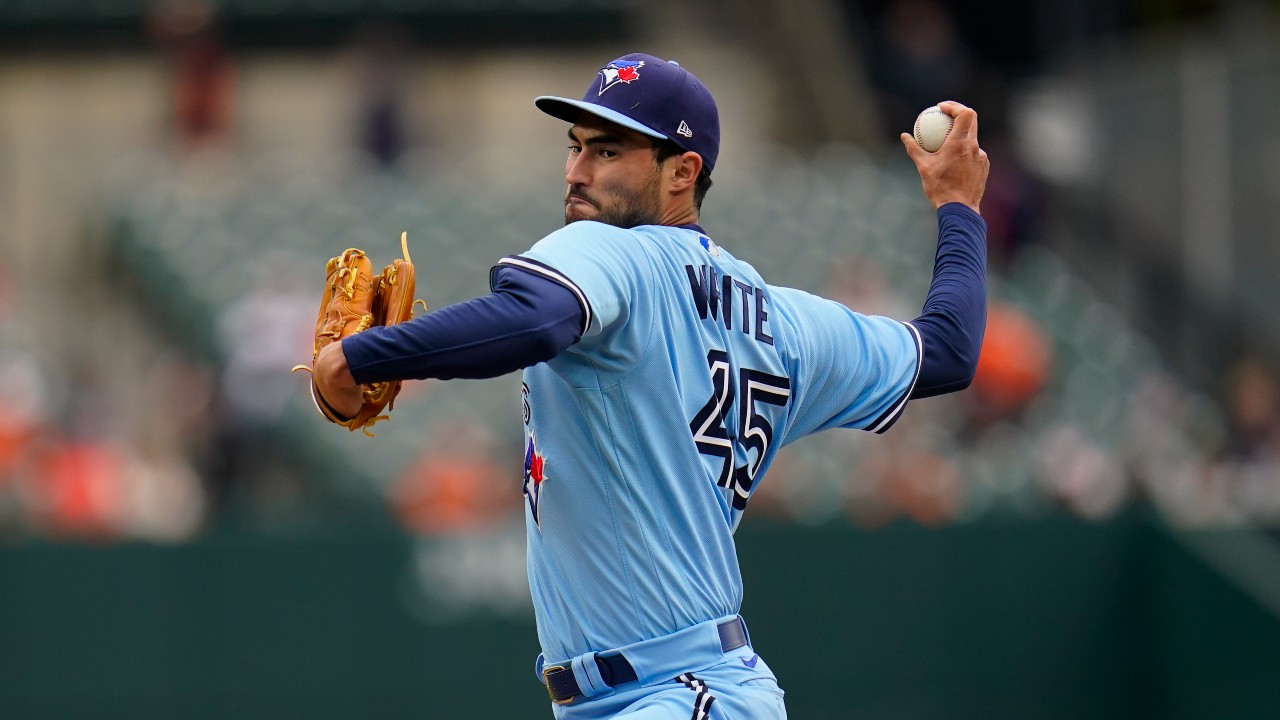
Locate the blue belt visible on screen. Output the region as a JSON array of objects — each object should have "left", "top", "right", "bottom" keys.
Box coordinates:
[{"left": 543, "top": 617, "right": 749, "bottom": 705}]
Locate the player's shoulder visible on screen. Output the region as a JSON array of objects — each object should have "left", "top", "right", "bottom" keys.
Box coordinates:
[
  {"left": 526, "top": 221, "right": 658, "bottom": 267},
  {"left": 533, "top": 222, "right": 717, "bottom": 268},
  {"left": 536, "top": 220, "right": 641, "bottom": 248}
]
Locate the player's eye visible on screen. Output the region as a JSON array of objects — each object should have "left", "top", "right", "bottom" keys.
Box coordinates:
[
  {"left": 567, "top": 145, "right": 581, "bottom": 154},
  {"left": 599, "top": 148, "right": 618, "bottom": 159}
]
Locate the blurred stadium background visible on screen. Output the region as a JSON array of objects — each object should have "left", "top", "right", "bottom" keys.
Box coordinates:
[{"left": 2, "top": 0, "right": 1279, "bottom": 718}]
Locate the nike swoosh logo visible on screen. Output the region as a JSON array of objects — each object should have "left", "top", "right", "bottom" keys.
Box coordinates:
[{"left": 741, "top": 654, "right": 760, "bottom": 669}]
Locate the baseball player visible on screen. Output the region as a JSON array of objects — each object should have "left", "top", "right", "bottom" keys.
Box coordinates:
[{"left": 312, "top": 53, "right": 989, "bottom": 718}]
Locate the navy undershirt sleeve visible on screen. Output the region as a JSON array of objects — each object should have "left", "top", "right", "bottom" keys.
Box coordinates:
[
  {"left": 909, "top": 202, "right": 988, "bottom": 399},
  {"left": 342, "top": 266, "right": 584, "bottom": 384}
]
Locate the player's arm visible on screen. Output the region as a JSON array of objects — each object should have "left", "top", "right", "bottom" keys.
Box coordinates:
[
  {"left": 907, "top": 204, "right": 986, "bottom": 398},
  {"left": 312, "top": 267, "right": 584, "bottom": 416},
  {"left": 777, "top": 102, "right": 990, "bottom": 440},
  {"left": 899, "top": 100, "right": 991, "bottom": 398}
]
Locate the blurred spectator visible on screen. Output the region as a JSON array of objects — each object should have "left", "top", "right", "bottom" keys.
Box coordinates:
[
  {"left": 146, "top": 0, "right": 237, "bottom": 154},
  {"left": 845, "top": 442, "right": 899, "bottom": 529},
  {"left": 978, "top": 137, "right": 1044, "bottom": 268},
  {"left": 1123, "top": 371, "right": 1238, "bottom": 526},
  {"left": 217, "top": 255, "right": 315, "bottom": 428},
  {"left": 0, "top": 352, "right": 47, "bottom": 489},
  {"left": 390, "top": 416, "right": 511, "bottom": 535},
  {"left": 6, "top": 366, "right": 119, "bottom": 540},
  {"left": 1218, "top": 354, "right": 1280, "bottom": 523},
  {"left": 20, "top": 439, "right": 126, "bottom": 542},
  {"left": 1034, "top": 423, "right": 1127, "bottom": 520},
  {"left": 868, "top": 0, "right": 974, "bottom": 130},
  {"left": 212, "top": 253, "right": 315, "bottom": 517},
  {"left": 1221, "top": 354, "right": 1280, "bottom": 464},
  {"left": 846, "top": 413, "right": 964, "bottom": 528},
  {"left": 965, "top": 299, "right": 1052, "bottom": 427},
  {"left": 126, "top": 354, "right": 215, "bottom": 540},
  {"left": 142, "top": 352, "right": 219, "bottom": 476},
  {"left": 116, "top": 444, "right": 207, "bottom": 542},
  {"left": 345, "top": 23, "right": 415, "bottom": 168},
  {"left": 883, "top": 450, "right": 963, "bottom": 526}
]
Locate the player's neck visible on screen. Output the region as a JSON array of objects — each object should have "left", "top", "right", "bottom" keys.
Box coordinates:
[{"left": 656, "top": 203, "right": 699, "bottom": 228}]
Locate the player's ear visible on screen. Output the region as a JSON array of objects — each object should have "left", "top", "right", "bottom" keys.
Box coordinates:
[{"left": 668, "top": 152, "right": 702, "bottom": 193}]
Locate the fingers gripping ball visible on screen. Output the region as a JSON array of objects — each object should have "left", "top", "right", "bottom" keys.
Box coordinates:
[
  {"left": 914, "top": 105, "right": 955, "bottom": 153},
  {"left": 292, "top": 232, "right": 426, "bottom": 436}
]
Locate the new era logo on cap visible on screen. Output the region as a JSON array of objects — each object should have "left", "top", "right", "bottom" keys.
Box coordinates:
[{"left": 534, "top": 53, "right": 721, "bottom": 173}]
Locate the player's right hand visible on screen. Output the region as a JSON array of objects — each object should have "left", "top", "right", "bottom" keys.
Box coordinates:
[{"left": 900, "top": 101, "right": 989, "bottom": 214}]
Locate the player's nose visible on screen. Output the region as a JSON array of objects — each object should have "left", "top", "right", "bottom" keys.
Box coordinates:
[{"left": 565, "top": 152, "right": 591, "bottom": 186}]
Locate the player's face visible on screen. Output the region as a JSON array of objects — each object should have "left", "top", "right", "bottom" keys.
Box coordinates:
[{"left": 563, "top": 116, "right": 664, "bottom": 228}]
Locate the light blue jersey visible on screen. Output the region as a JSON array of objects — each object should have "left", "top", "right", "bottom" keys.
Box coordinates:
[{"left": 494, "top": 220, "right": 921, "bottom": 665}]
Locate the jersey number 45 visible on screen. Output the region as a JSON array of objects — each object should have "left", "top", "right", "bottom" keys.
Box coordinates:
[{"left": 689, "top": 349, "right": 791, "bottom": 511}]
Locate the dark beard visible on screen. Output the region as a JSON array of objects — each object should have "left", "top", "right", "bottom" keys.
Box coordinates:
[
  {"left": 592, "top": 199, "right": 661, "bottom": 229},
  {"left": 564, "top": 173, "right": 662, "bottom": 229}
]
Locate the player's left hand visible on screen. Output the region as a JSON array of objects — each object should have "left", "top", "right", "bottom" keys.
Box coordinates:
[
  {"left": 900, "top": 101, "right": 989, "bottom": 213},
  {"left": 314, "top": 342, "right": 362, "bottom": 418}
]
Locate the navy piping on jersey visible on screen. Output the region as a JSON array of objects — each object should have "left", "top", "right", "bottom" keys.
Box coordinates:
[
  {"left": 494, "top": 255, "right": 593, "bottom": 337},
  {"left": 867, "top": 321, "right": 924, "bottom": 434}
]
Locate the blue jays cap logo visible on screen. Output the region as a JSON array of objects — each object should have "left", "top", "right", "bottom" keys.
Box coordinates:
[{"left": 597, "top": 59, "right": 644, "bottom": 96}]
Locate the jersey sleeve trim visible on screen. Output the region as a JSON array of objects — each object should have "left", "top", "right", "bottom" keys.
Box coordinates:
[
  {"left": 867, "top": 321, "right": 924, "bottom": 434},
  {"left": 496, "top": 255, "right": 592, "bottom": 337}
]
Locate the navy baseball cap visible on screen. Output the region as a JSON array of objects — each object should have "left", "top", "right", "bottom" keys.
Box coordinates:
[{"left": 535, "top": 53, "right": 721, "bottom": 173}]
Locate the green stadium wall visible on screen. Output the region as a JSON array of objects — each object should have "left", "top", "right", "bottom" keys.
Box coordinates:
[{"left": 1, "top": 514, "right": 1277, "bottom": 719}]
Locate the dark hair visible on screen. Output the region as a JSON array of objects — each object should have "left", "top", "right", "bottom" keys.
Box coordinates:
[{"left": 653, "top": 140, "right": 713, "bottom": 211}]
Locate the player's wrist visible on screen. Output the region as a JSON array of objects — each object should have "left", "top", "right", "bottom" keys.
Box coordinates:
[{"left": 936, "top": 200, "right": 982, "bottom": 217}]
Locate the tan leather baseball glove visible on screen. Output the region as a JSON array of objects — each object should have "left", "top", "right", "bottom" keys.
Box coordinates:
[{"left": 292, "top": 232, "right": 424, "bottom": 436}]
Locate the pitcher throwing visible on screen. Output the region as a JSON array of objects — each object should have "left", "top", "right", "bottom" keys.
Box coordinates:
[{"left": 310, "top": 53, "right": 990, "bottom": 718}]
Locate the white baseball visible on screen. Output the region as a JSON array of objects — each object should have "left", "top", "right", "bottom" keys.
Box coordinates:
[{"left": 914, "top": 106, "right": 954, "bottom": 153}]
